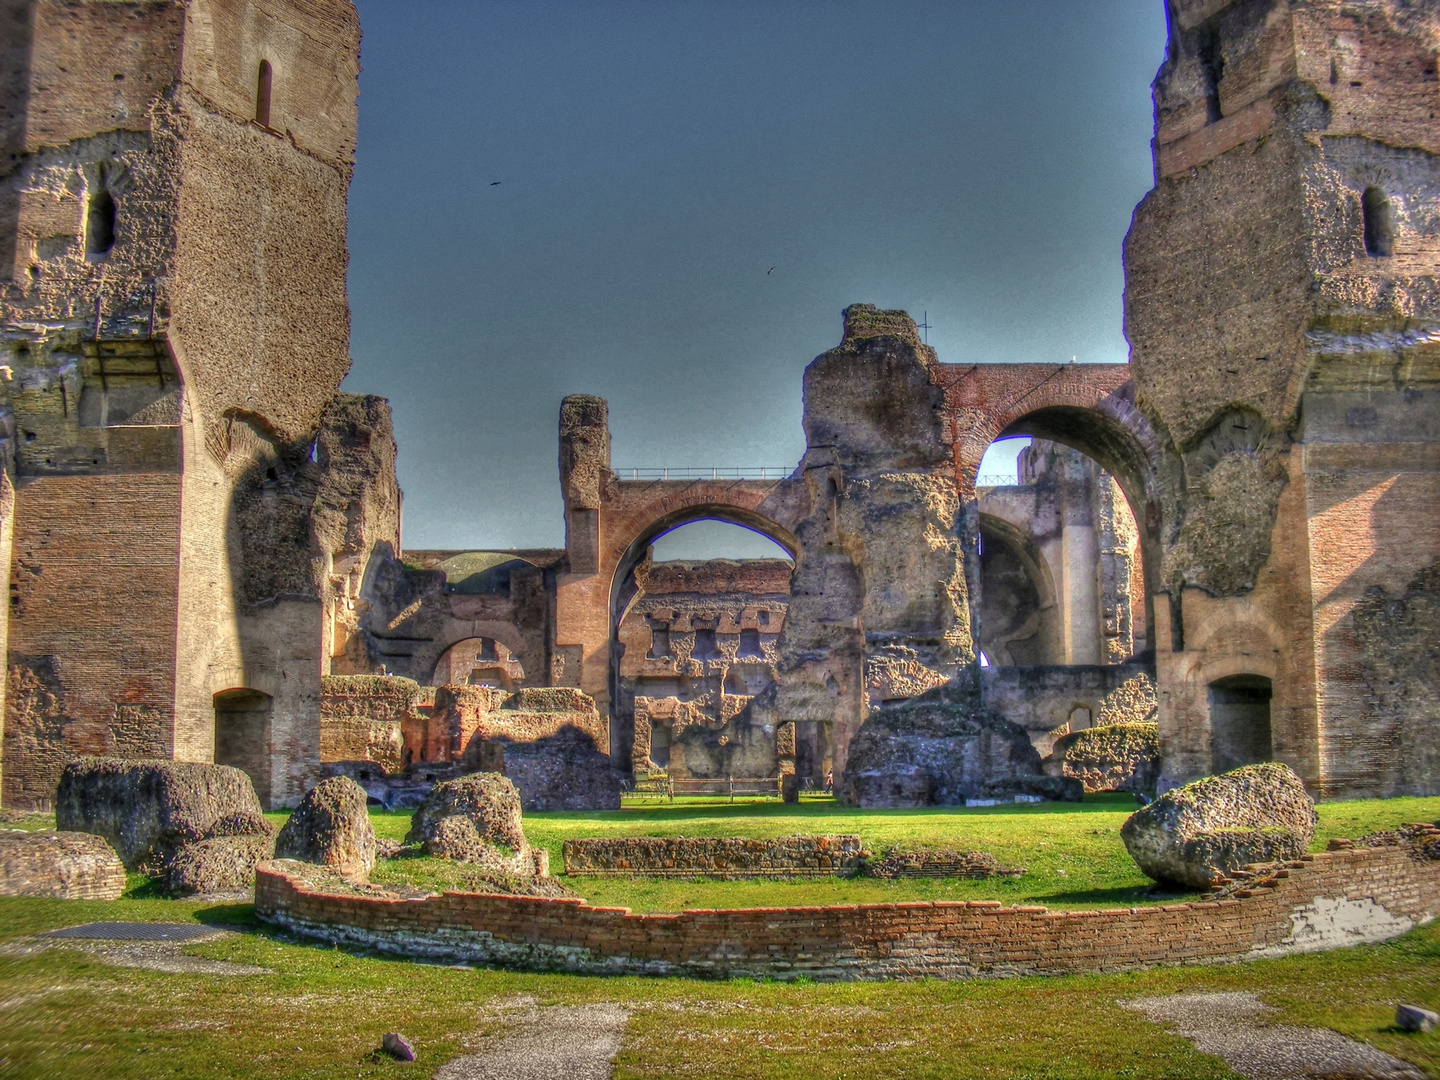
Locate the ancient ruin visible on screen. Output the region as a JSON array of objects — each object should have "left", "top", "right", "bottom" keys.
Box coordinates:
[{"left": 2, "top": 0, "right": 1437, "bottom": 811}]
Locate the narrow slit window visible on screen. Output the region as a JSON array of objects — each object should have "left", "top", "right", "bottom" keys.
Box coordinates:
[
  {"left": 1363, "top": 186, "right": 1394, "bottom": 256},
  {"left": 86, "top": 188, "right": 116, "bottom": 256},
  {"left": 256, "top": 60, "right": 273, "bottom": 127},
  {"left": 1198, "top": 26, "right": 1224, "bottom": 123}
]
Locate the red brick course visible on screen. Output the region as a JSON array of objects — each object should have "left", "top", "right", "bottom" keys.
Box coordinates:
[{"left": 255, "top": 846, "right": 1439, "bottom": 981}]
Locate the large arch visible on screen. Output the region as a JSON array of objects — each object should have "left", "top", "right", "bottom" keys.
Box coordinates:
[
  {"left": 603, "top": 498, "right": 801, "bottom": 765},
  {"left": 937, "top": 365, "right": 1163, "bottom": 658}
]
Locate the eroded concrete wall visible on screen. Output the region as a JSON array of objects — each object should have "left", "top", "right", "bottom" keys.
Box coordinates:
[{"left": 1127, "top": 0, "right": 1440, "bottom": 797}]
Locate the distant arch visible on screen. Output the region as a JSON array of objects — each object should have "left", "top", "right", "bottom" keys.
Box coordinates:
[{"left": 954, "top": 385, "right": 1163, "bottom": 657}]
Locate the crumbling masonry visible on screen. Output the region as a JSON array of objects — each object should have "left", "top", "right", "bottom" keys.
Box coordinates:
[{"left": 1, "top": 0, "right": 1436, "bottom": 809}]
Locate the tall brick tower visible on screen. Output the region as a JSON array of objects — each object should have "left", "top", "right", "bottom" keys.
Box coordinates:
[
  {"left": 1126, "top": 0, "right": 1440, "bottom": 796},
  {"left": 0, "top": 0, "right": 367, "bottom": 808}
]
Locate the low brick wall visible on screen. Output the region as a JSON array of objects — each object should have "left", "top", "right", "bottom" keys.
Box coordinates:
[
  {"left": 255, "top": 846, "right": 1440, "bottom": 981},
  {"left": 562, "top": 835, "right": 863, "bottom": 877}
]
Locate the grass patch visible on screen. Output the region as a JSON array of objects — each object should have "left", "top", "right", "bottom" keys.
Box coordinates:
[
  {"left": 358, "top": 793, "right": 1440, "bottom": 914},
  {"left": 0, "top": 795, "right": 1436, "bottom": 1076},
  {"left": 0, "top": 893, "right": 1435, "bottom": 1078}
]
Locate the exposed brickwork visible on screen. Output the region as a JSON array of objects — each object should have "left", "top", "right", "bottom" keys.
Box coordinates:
[
  {"left": 0, "top": 829, "right": 125, "bottom": 900},
  {"left": 256, "top": 844, "right": 1440, "bottom": 981},
  {"left": 562, "top": 835, "right": 863, "bottom": 877},
  {"left": 4, "top": 473, "right": 180, "bottom": 810},
  {"left": 319, "top": 675, "right": 422, "bottom": 773}
]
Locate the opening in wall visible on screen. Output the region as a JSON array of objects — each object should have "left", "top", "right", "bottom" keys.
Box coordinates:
[
  {"left": 1363, "top": 186, "right": 1394, "bottom": 257},
  {"left": 86, "top": 188, "right": 115, "bottom": 257},
  {"left": 214, "top": 688, "right": 273, "bottom": 807},
  {"left": 256, "top": 60, "right": 273, "bottom": 127},
  {"left": 1208, "top": 674, "right": 1273, "bottom": 775},
  {"left": 1198, "top": 25, "right": 1224, "bottom": 123}
]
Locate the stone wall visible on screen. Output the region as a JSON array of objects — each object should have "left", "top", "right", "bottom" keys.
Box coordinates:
[
  {"left": 561, "top": 835, "right": 862, "bottom": 877},
  {"left": 982, "top": 666, "right": 1157, "bottom": 757},
  {"left": 318, "top": 674, "right": 422, "bottom": 773},
  {"left": 256, "top": 844, "right": 1440, "bottom": 981},
  {"left": 618, "top": 558, "right": 791, "bottom": 777}
]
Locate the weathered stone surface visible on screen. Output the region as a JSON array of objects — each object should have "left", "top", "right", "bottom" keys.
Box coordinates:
[
  {"left": 863, "top": 849, "right": 1023, "bottom": 880},
  {"left": 406, "top": 773, "right": 545, "bottom": 876},
  {"left": 562, "top": 835, "right": 862, "bottom": 877},
  {"left": 406, "top": 773, "right": 525, "bottom": 851},
  {"left": 381, "top": 1033, "right": 416, "bottom": 1062},
  {"left": 275, "top": 776, "right": 377, "bottom": 878},
  {"left": 841, "top": 688, "right": 1080, "bottom": 808},
  {"left": 492, "top": 729, "right": 623, "bottom": 812},
  {"left": 1048, "top": 722, "right": 1161, "bottom": 794},
  {"left": 1121, "top": 763, "right": 1317, "bottom": 889},
  {"left": 55, "top": 758, "right": 266, "bottom": 870},
  {"left": 165, "top": 832, "right": 276, "bottom": 897},
  {"left": 1396, "top": 1005, "right": 1438, "bottom": 1034},
  {"left": 0, "top": 830, "right": 126, "bottom": 900}
]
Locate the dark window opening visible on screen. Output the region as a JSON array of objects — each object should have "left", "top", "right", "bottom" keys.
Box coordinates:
[
  {"left": 647, "top": 624, "right": 671, "bottom": 660},
  {"left": 1208, "top": 674, "right": 1273, "bottom": 775},
  {"left": 1363, "top": 186, "right": 1395, "bottom": 256},
  {"left": 1198, "top": 25, "right": 1224, "bottom": 123},
  {"left": 692, "top": 628, "right": 718, "bottom": 660},
  {"left": 738, "top": 628, "right": 763, "bottom": 658},
  {"left": 477, "top": 637, "right": 498, "bottom": 662},
  {"left": 256, "top": 60, "right": 273, "bottom": 127},
  {"left": 214, "top": 688, "right": 273, "bottom": 807},
  {"left": 86, "top": 188, "right": 115, "bottom": 256}
]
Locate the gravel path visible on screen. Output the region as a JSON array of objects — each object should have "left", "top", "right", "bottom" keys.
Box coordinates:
[
  {"left": 436, "top": 1000, "right": 631, "bottom": 1080},
  {"left": 1121, "top": 991, "right": 1426, "bottom": 1080}
]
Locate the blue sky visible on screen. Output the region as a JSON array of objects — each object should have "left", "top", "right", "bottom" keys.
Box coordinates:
[{"left": 345, "top": 1, "right": 1169, "bottom": 555}]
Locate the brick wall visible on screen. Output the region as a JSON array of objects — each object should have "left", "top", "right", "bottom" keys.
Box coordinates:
[
  {"left": 562, "top": 835, "right": 862, "bottom": 877},
  {"left": 256, "top": 845, "right": 1440, "bottom": 982},
  {"left": 5, "top": 473, "right": 181, "bottom": 810}
]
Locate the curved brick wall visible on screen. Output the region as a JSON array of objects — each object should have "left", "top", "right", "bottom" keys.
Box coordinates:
[{"left": 255, "top": 847, "right": 1439, "bottom": 981}]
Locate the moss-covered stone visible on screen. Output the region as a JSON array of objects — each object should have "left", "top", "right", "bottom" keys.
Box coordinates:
[{"left": 1121, "top": 762, "right": 1316, "bottom": 888}]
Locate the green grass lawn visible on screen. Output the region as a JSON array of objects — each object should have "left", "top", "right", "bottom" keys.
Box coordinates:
[
  {"left": 0, "top": 795, "right": 1436, "bottom": 1077},
  {"left": 0, "top": 892, "right": 1435, "bottom": 1078},
  {"left": 350, "top": 793, "right": 1440, "bottom": 914}
]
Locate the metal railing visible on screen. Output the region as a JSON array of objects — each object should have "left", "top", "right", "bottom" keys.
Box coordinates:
[
  {"left": 975, "top": 474, "right": 1022, "bottom": 487},
  {"left": 614, "top": 467, "right": 791, "bottom": 482},
  {"left": 621, "top": 775, "right": 783, "bottom": 801}
]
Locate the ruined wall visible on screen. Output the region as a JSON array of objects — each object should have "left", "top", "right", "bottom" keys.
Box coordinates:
[
  {"left": 1126, "top": 0, "right": 1440, "bottom": 796},
  {"left": 318, "top": 673, "right": 420, "bottom": 773},
  {"left": 258, "top": 843, "right": 1440, "bottom": 981},
  {"left": 618, "top": 558, "right": 789, "bottom": 777},
  {"left": 981, "top": 666, "right": 1157, "bottom": 758},
  {"left": 1, "top": 0, "right": 364, "bottom": 808},
  {"left": 775, "top": 306, "right": 966, "bottom": 782}
]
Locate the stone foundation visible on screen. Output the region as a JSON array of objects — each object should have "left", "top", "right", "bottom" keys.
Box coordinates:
[
  {"left": 256, "top": 844, "right": 1440, "bottom": 981},
  {"left": 561, "top": 835, "right": 863, "bottom": 877}
]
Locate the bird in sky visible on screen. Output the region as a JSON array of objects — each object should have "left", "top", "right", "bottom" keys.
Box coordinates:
[
  {"left": 490, "top": 181, "right": 501, "bottom": 186},
  {"left": 767, "top": 266, "right": 774, "bottom": 274}
]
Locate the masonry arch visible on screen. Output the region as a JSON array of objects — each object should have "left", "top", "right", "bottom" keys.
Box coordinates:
[
  {"left": 432, "top": 634, "right": 526, "bottom": 689},
  {"left": 605, "top": 502, "right": 799, "bottom": 764},
  {"left": 961, "top": 396, "right": 1163, "bottom": 659},
  {"left": 976, "top": 512, "right": 1061, "bottom": 665}
]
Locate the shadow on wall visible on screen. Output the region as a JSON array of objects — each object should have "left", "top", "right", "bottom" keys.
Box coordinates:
[{"left": 0, "top": 0, "right": 33, "bottom": 281}]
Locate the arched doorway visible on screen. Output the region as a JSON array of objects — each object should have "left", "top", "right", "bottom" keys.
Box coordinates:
[
  {"left": 1208, "top": 674, "right": 1273, "bottom": 774},
  {"left": 432, "top": 636, "right": 526, "bottom": 689},
  {"left": 607, "top": 506, "right": 799, "bottom": 772},
  {"left": 213, "top": 688, "right": 273, "bottom": 806},
  {"left": 976, "top": 512, "right": 1061, "bottom": 666}
]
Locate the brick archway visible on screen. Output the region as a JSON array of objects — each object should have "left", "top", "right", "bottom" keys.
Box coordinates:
[
  {"left": 932, "top": 362, "right": 1163, "bottom": 655},
  {"left": 554, "top": 474, "right": 808, "bottom": 753}
]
